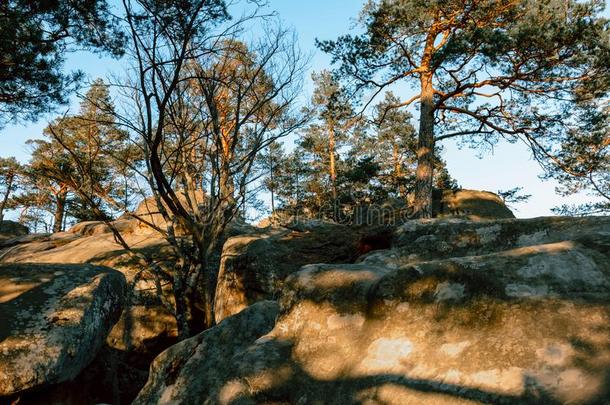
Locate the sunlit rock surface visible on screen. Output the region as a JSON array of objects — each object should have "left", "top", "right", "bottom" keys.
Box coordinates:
[
  {"left": 435, "top": 189, "right": 515, "bottom": 220},
  {"left": 0, "top": 218, "right": 177, "bottom": 343},
  {"left": 0, "top": 263, "right": 125, "bottom": 396},
  {"left": 214, "top": 223, "right": 393, "bottom": 323},
  {"left": 0, "top": 211, "right": 258, "bottom": 403},
  {"left": 0, "top": 218, "right": 177, "bottom": 403},
  {"left": 138, "top": 216, "right": 610, "bottom": 404},
  {"left": 363, "top": 216, "right": 610, "bottom": 267}
]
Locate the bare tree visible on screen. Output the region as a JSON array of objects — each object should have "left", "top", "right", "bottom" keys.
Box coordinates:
[{"left": 108, "top": 0, "right": 307, "bottom": 336}]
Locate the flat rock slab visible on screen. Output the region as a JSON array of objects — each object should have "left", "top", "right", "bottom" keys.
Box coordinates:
[{"left": 0, "top": 263, "right": 126, "bottom": 396}]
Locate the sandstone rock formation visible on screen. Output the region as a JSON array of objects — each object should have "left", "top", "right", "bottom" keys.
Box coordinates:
[
  {"left": 0, "top": 263, "right": 126, "bottom": 396},
  {"left": 214, "top": 223, "right": 393, "bottom": 323},
  {"left": 259, "top": 190, "right": 514, "bottom": 229},
  {"left": 362, "top": 216, "right": 609, "bottom": 267},
  {"left": 0, "top": 218, "right": 178, "bottom": 354},
  {"left": 133, "top": 301, "right": 279, "bottom": 404},
  {"left": 124, "top": 191, "right": 258, "bottom": 236},
  {"left": 0, "top": 218, "right": 177, "bottom": 403},
  {"left": 0, "top": 211, "right": 257, "bottom": 403},
  {"left": 434, "top": 189, "right": 515, "bottom": 220},
  {"left": 138, "top": 216, "right": 610, "bottom": 404},
  {"left": 0, "top": 220, "right": 29, "bottom": 241}
]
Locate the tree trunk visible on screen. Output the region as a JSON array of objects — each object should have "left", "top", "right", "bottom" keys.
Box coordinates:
[
  {"left": 393, "top": 142, "right": 403, "bottom": 197},
  {"left": 329, "top": 124, "right": 337, "bottom": 199},
  {"left": 328, "top": 123, "right": 338, "bottom": 220},
  {"left": 414, "top": 73, "right": 435, "bottom": 218},
  {"left": 0, "top": 173, "right": 15, "bottom": 223},
  {"left": 196, "top": 240, "right": 216, "bottom": 330},
  {"left": 269, "top": 157, "right": 276, "bottom": 217},
  {"left": 295, "top": 172, "right": 300, "bottom": 209},
  {"left": 219, "top": 164, "right": 236, "bottom": 208},
  {"left": 270, "top": 189, "right": 275, "bottom": 219},
  {"left": 53, "top": 190, "right": 67, "bottom": 233},
  {"left": 173, "top": 269, "right": 191, "bottom": 339}
]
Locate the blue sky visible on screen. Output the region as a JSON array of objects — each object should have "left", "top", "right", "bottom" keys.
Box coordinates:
[{"left": 0, "top": 0, "right": 604, "bottom": 218}]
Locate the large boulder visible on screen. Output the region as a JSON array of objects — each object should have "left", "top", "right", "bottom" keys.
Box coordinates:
[
  {"left": 435, "top": 189, "right": 515, "bottom": 219},
  {"left": 0, "top": 219, "right": 178, "bottom": 403},
  {"left": 350, "top": 189, "right": 515, "bottom": 225},
  {"left": 132, "top": 301, "right": 279, "bottom": 404},
  {"left": 259, "top": 189, "right": 514, "bottom": 228},
  {"left": 0, "top": 207, "right": 259, "bottom": 403},
  {"left": 0, "top": 263, "right": 126, "bottom": 397},
  {"left": 137, "top": 216, "right": 610, "bottom": 404},
  {"left": 214, "top": 222, "right": 393, "bottom": 323}
]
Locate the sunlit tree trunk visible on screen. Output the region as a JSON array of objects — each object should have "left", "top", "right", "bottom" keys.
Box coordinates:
[
  {"left": 392, "top": 142, "right": 403, "bottom": 197},
  {"left": 328, "top": 122, "right": 338, "bottom": 219},
  {"left": 52, "top": 189, "right": 68, "bottom": 233},
  {"left": 269, "top": 155, "right": 276, "bottom": 217},
  {"left": 414, "top": 72, "right": 435, "bottom": 218},
  {"left": 0, "top": 172, "right": 15, "bottom": 223}
]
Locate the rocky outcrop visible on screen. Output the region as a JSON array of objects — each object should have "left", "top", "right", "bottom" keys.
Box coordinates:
[
  {"left": 132, "top": 301, "right": 279, "bottom": 404},
  {"left": 214, "top": 223, "right": 393, "bottom": 323},
  {"left": 0, "top": 219, "right": 177, "bottom": 403},
  {"left": 435, "top": 189, "right": 515, "bottom": 220},
  {"left": 138, "top": 216, "right": 610, "bottom": 404},
  {"left": 0, "top": 219, "right": 178, "bottom": 354},
  {"left": 0, "top": 220, "right": 29, "bottom": 241},
  {"left": 260, "top": 190, "right": 514, "bottom": 228},
  {"left": 0, "top": 210, "right": 258, "bottom": 403},
  {"left": 0, "top": 263, "right": 126, "bottom": 397},
  {"left": 362, "top": 216, "right": 609, "bottom": 267}
]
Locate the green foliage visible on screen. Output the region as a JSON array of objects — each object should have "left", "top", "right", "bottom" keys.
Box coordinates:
[
  {"left": 0, "top": 157, "right": 23, "bottom": 221},
  {"left": 497, "top": 187, "right": 532, "bottom": 210},
  {"left": 545, "top": 103, "right": 609, "bottom": 215},
  {"left": 15, "top": 80, "right": 140, "bottom": 230},
  {"left": 0, "top": 0, "right": 125, "bottom": 127},
  {"left": 272, "top": 148, "right": 311, "bottom": 211},
  {"left": 0, "top": 157, "right": 21, "bottom": 192},
  {"left": 310, "top": 70, "right": 354, "bottom": 126},
  {"left": 319, "top": 0, "right": 610, "bottom": 215},
  {"left": 264, "top": 89, "right": 460, "bottom": 221}
]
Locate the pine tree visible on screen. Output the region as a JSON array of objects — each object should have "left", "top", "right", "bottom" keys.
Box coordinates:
[
  {"left": 274, "top": 149, "right": 311, "bottom": 216},
  {"left": 259, "top": 141, "right": 286, "bottom": 217},
  {"left": 371, "top": 92, "right": 417, "bottom": 198},
  {"left": 547, "top": 104, "right": 609, "bottom": 215},
  {"left": 0, "top": 157, "right": 22, "bottom": 222},
  {"left": 24, "top": 79, "right": 137, "bottom": 231},
  {"left": 306, "top": 71, "right": 356, "bottom": 215},
  {"left": 320, "top": 0, "right": 610, "bottom": 217},
  {"left": 0, "top": 1, "right": 124, "bottom": 127}
]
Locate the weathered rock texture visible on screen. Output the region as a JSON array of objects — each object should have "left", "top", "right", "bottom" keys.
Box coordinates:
[
  {"left": 362, "top": 216, "right": 609, "bottom": 267},
  {"left": 0, "top": 219, "right": 177, "bottom": 403},
  {"left": 133, "top": 301, "right": 279, "bottom": 404},
  {"left": 138, "top": 216, "right": 610, "bottom": 404},
  {"left": 0, "top": 220, "right": 29, "bottom": 241},
  {"left": 0, "top": 212, "right": 256, "bottom": 403},
  {"left": 0, "top": 219, "right": 176, "bottom": 339},
  {"left": 214, "top": 223, "right": 393, "bottom": 323},
  {"left": 259, "top": 189, "right": 514, "bottom": 228},
  {"left": 0, "top": 263, "right": 126, "bottom": 396},
  {"left": 434, "top": 189, "right": 515, "bottom": 220}
]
